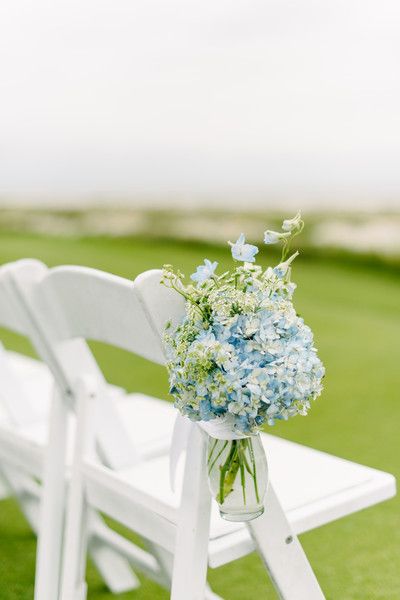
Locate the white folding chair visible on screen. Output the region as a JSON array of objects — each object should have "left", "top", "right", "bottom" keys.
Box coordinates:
[
  {"left": 0, "top": 345, "right": 48, "bottom": 533},
  {"left": 31, "top": 265, "right": 394, "bottom": 599},
  {"left": 0, "top": 260, "right": 179, "bottom": 598}
]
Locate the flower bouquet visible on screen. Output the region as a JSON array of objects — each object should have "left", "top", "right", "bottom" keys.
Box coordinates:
[{"left": 162, "top": 212, "right": 325, "bottom": 521}]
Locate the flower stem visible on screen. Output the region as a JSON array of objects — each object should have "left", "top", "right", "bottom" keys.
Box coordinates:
[
  {"left": 207, "top": 438, "right": 219, "bottom": 465},
  {"left": 241, "top": 439, "right": 254, "bottom": 475},
  {"left": 248, "top": 438, "right": 260, "bottom": 503},
  {"left": 218, "top": 441, "right": 240, "bottom": 505},
  {"left": 209, "top": 438, "right": 261, "bottom": 508},
  {"left": 208, "top": 440, "right": 228, "bottom": 475},
  {"left": 238, "top": 445, "right": 246, "bottom": 504}
]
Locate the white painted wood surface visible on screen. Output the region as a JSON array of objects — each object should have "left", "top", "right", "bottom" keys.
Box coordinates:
[
  {"left": 34, "top": 265, "right": 166, "bottom": 364},
  {"left": 83, "top": 429, "right": 395, "bottom": 564},
  {"left": 60, "top": 377, "right": 97, "bottom": 600},
  {"left": 170, "top": 425, "right": 211, "bottom": 600},
  {"left": 0, "top": 261, "right": 177, "bottom": 596},
  {"left": 34, "top": 386, "right": 69, "bottom": 600},
  {"left": 0, "top": 364, "right": 170, "bottom": 594},
  {"left": 248, "top": 484, "right": 324, "bottom": 599}
]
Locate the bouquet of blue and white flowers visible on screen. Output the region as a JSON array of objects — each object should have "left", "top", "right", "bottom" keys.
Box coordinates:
[{"left": 162, "top": 212, "right": 325, "bottom": 515}]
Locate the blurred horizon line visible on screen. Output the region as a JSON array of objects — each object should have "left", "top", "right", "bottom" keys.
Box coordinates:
[{"left": 1, "top": 194, "right": 399, "bottom": 213}]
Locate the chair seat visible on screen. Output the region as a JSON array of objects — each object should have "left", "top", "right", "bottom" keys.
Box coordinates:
[
  {"left": 115, "top": 433, "right": 395, "bottom": 567},
  {"left": 0, "top": 351, "right": 54, "bottom": 422},
  {"left": 0, "top": 351, "right": 176, "bottom": 462},
  {"left": 3, "top": 351, "right": 396, "bottom": 570}
]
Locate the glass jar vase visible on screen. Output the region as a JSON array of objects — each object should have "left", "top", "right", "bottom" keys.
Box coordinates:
[{"left": 207, "top": 434, "right": 268, "bottom": 522}]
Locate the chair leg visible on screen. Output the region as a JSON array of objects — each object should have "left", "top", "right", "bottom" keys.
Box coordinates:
[
  {"left": 1, "top": 463, "right": 141, "bottom": 594},
  {"left": 150, "top": 542, "right": 223, "bottom": 600},
  {"left": 87, "top": 510, "right": 140, "bottom": 593},
  {"left": 60, "top": 377, "right": 141, "bottom": 600},
  {"left": 34, "top": 387, "right": 69, "bottom": 600},
  {"left": 247, "top": 483, "right": 325, "bottom": 600},
  {"left": 146, "top": 543, "right": 174, "bottom": 588},
  {"left": 171, "top": 426, "right": 212, "bottom": 600},
  {"left": 90, "top": 522, "right": 166, "bottom": 586},
  {"left": 60, "top": 381, "right": 93, "bottom": 600}
]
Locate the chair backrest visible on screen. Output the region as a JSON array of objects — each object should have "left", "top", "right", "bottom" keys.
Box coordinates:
[
  {"left": 1, "top": 262, "right": 142, "bottom": 469},
  {"left": 133, "top": 269, "right": 186, "bottom": 343},
  {"left": 30, "top": 266, "right": 169, "bottom": 364},
  {"left": 0, "top": 260, "right": 52, "bottom": 427},
  {"left": 0, "top": 260, "right": 45, "bottom": 336},
  {"left": 2, "top": 261, "right": 185, "bottom": 470}
]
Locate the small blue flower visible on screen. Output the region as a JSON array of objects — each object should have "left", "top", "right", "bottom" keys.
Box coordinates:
[
  {"left": 273, "top": 251, "right": 299, "bottom": 277},
  {"left": 229, "top": 233, "right": 259, "bottom": 263},
  {"left": 190, "top": 259, "right": 218, "bottom": 284},
  {"left": 282, "top": 211, "right": 302, "bottom": 232},
  {"left": 264, "top": 230, "right": 291, "bottom": 244}
]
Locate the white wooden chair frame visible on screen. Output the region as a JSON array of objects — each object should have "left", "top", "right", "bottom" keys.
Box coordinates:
[
  {"left": 32, "top": 265, "right": 395, "bottom": 599},
  {"left": 0, "top": 346, "right": 173, "bottom": 594},
  {"left": 0, "top": 345, "right": 44, "bottom": 533},
  {"left": 0, "top": 260, "right": 183, "bottom": 598}
]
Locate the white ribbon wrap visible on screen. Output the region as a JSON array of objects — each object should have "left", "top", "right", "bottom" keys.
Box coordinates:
[
  {"left": 197, "top": 413, "right": 249, "bottom": 441},
  {"left": 169, "top": 413, "right": 249, "bottom": 492}
]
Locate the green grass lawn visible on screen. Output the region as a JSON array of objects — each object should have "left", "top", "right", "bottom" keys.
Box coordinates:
[{"left": 0, "top": 232, "right": 399, "bottom": 599}]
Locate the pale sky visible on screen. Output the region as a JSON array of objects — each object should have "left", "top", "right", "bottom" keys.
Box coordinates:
[{"left": 1, "top": 0, "right": 400, "bottom": 209}]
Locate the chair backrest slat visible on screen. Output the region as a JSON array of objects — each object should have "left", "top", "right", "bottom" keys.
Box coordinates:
[
  {"left": 0, "top": 260, "right": 46, "bottom": 336},
  {"left": 32, "top": 266, "right": 166, "bottom": 365},
  {"left": 0, "top": 260, "right": 53, "bottom": 426},
  {"left": 133, "top": 269, "right": 186, "bottom": 344}
]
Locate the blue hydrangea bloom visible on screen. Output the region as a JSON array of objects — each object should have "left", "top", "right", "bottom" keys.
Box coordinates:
[
  {"left": 165, "top": 277, "right": 325, "bottom": 434},
  {"left": 163, "top": 213, "right": 323, "bottom": 435}
]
